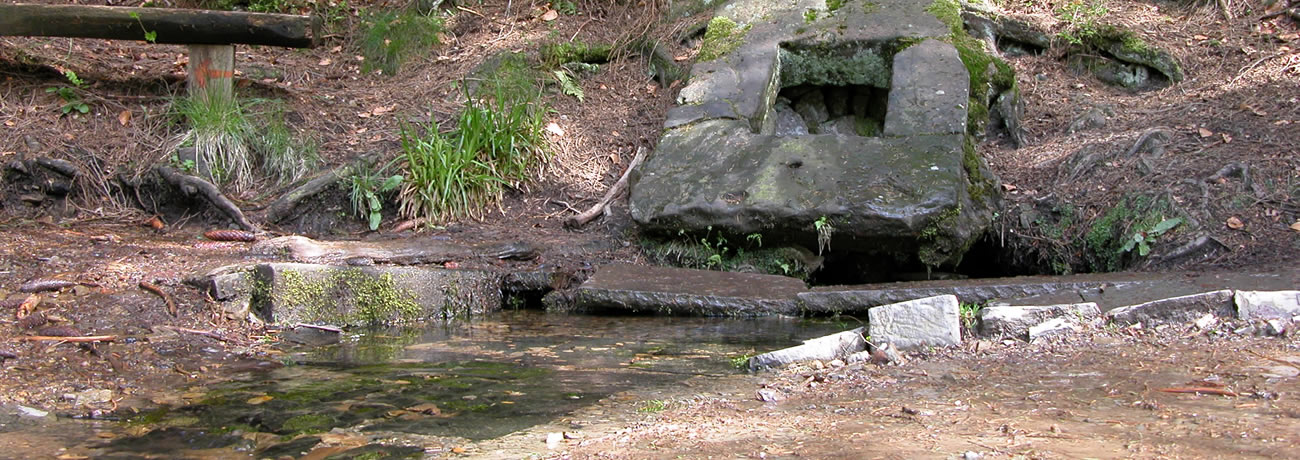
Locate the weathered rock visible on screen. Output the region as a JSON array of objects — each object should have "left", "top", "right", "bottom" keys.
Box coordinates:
[
  {"left": 1067, "top": 54, "right": 1151, "bottom": 89},
  {"left": 1028, "top": 317, "right": 1081, "bottom": 341},
  {"left": 772, "top": 100, "right": 808, "bottom": 136},
  {"left": 793, "top": 90, "right": 829, "bottom": 127},
  {"left": 252, "top": 263, "right": 502, "bottom": 326},
  {"left": 883, "top": 39, "right": 970, "bottom": 136},
  {"left": 748, "top": 327, "right": 865, "bottom": 371},
  {"left": 868, "top": 295, "right": 961, "bottom": 350},
  {"left": 1106, "top": 290, "right": 1235, "bottom": 326},
  {"left": 979, "top": 303, "right": 1100, "bottom": 338},
  {"left": 631, "top": 0, "right": 998, "bottom": 267},
  {"left": 1235, "top": 290, "right": 1300, "bottom": 320},
  {"left": 569, "top": 263, "right": 806, "bottom": 316}
]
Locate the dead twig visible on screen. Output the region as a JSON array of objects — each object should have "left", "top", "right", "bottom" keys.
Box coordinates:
[
  {"left": 139, "top": 281, "right": 178, "bottom": 317},
  {"left": 14, "top": 335, "right": 117, "bottom": 343},
  {"left": 1158, "top": 387, "right": 1239, "bottom": 397},
  {"left": 565, "top": 147, "right": 647, "bottom": 228}
]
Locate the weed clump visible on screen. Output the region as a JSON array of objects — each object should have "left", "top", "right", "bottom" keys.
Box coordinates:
[
  {"left": 359, "top": 7, "right": 444, "bottom": 75},
  {"left": 396, "top": 85, "right": 547, "bottom": 223}
]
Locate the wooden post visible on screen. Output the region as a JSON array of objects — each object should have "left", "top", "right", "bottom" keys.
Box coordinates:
[{"left": 187, "top": 44, "right": 235, "bottom": 104}]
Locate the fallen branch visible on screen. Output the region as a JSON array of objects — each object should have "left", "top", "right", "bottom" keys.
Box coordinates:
[
  {"left": 14, "top": 335, "right": 117, "bottom": 343},
  {"left": 565, "top": 147, "right": 647, "bottom": 228},
  {"left": 139, "top": 281, "right": 178, "bottom": 317},
  {"left": 1158, "top": 387, "right": 1238, "bottom": 397},
  {"left": 155, "top": 166, "right": 258, "bottom": 232}
]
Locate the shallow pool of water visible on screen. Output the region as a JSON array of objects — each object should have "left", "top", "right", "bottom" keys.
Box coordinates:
[{"left": 78, "top": 311, "right": 848, "bottom": 458}]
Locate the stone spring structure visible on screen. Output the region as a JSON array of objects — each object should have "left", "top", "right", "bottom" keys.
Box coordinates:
[{"left": 629, "top": 0, "right": 1004, "bottom": 268}]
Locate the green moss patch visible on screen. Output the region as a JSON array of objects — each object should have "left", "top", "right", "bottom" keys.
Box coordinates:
[
  {"left": 274, "top": 268, "right": 421, "bottom": 326},
  {"left": 697, "top": 17, "right": 751, "bottom": 62}
]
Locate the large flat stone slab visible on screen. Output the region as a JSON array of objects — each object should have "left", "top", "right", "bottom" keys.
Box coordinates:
[
  {"left": 631, "top": 121, "right": 981, "bottom": 258},
  {"left": 1107, "top": 290, "right": 1235, "bottom": 327},
  {"left": 252, "top": 263, "right": 502, "bottom": 326},
  {"left": 868, "top": 295, "right": 961, "bottom": 350},
  {"left": 570, "top": 263, "right": 807, "bottom": 316},
  {"left": 799, "top": 276, "right": 1114, "bottom": 314}
]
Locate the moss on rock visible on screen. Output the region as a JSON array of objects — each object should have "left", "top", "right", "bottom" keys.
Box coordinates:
[{"left": 697, "top": 17, "right": 751, "bottom": 62}]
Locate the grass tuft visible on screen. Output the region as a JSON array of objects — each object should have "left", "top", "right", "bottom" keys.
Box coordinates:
[
  {"left": 172, "top": 96, "right": 317, "bottom": 192},
  {"left": 396, "top": 85, "right": 547, "bottom": 223},
  {"left": 359, "top": 8, "right": 444, "bottom": 76}
]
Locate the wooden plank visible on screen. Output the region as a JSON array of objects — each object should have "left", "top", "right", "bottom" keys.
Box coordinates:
[
  {"left": 187, "top": 44, "right": 234, "bottom": 103},
  {"left": 0, "top": 4, "right": 318, "bottom": 48}
]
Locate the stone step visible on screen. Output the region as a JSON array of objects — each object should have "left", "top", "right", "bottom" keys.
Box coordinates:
[{"left": 568, "top": 263, "right": 808, "bottom": 316}]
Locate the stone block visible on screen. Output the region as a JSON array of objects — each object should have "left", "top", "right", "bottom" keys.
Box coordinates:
[
  {"left": 883, "top": 39, "right": 970, "bottom": 136},
  {"left": 1028, "top": 317, "right": 1081, "bottom": 341},
  {"left": 1235, "top": 290, "right": 1300, "bottom": 320},
  {"left": 979, "top": 303, "right": 1100, "bottom": 338},
  {"left": 1106, "top": 290, "right": 1235, "bottom": 326},
  {"left": 253, "top": 263, "right": 502, "bottom": 326},
  {"left": 868, "top": 295, "right": 961, "bottom": 350},
  {"left": 748, "top": 328, "right": 866, "bottom": 371}
]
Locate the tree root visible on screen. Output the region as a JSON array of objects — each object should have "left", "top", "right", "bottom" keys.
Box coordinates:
[
  {"left": 565, "top": 147, "right": 647, "bottom": 229},
  {"left": 155, "top": 165, "right": 258, "bottom": 231}
]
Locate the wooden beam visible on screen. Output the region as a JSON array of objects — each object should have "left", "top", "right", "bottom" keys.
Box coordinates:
[
  {"left": 0, "top": 4, "right": 319, "bottom": 48},
  {"left": 187, "top": 44, "right": 235, "bottom": 103}
]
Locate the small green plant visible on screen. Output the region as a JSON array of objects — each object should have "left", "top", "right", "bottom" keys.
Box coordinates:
[
  {"left": 803, "top": 9, "right": 819, "bottom": 23},
  {"left": 127, "top": 11, "right": 158, "bottom": 43},
  {"left": 552, "top": 68, "right": 585, "bottom": 102},
  {"left": 637, "top": 399, "right": 667, "bottom": 413},
  {"left": 396, "top": 84, "right": 546, "bottom": 223},
  {"left": 347, "top": 159, "right": 404, "bottom": 231},
  {"left": 826, "top": 0, "right": 846, "bottom": 12},
  {"left": 1055, "top": 0, "right": 1109, "bottom": 45},
  {"left": 358, "top": 7, "right": 444, "bottom": 75},
  {"left": 554, "top": 0, "right": 577, "bottom": 15},
  {"left": 730, "top": 353, "right": 754, "bottom": 369},
  {"left": 959, "top": 302, "right": 984, "bottom": 331},
  {"left": 45, "top": 70, "right": 89, "bottom": 116},
  {"left": 170, "top": 153, "right": 197, "bottom": 173},
  {"left": 1120, "top": 217, "right": 1183, "bottom": 257},
  {"left": 814, "top": 216, "right": 834, "bottom": 255}
]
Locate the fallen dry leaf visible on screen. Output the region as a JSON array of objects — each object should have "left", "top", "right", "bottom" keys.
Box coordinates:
[
  {"left": 1222, "top": 133, "right": 1233, "bottom": 143},
  {"left": 545, "top": 122, "right": 565, "bottom": 137},
  {"left": 118, "top": 110, "right": 131, "bottom": 126},
  {"left": 1193, "top": 34, "right": 1209, "bottom": 40},
  {"left": 444, "top": 261, "right": 460, "bottom": 269},
  {"left": 541, "top": 9, "right": 559, "bottom": 21},
  {"left": 1001, "top": 183, "right": 1017, "bottom": 192},
  {"left": 318, "top": 58, "right": 332, "bottom": 66},
  {"left": 1290, "top": 221, "right": 1300, "bottom": 232},
  {"left": 1226, "top": 216, "right": 1244, "bottom": 229},
  {"left": 246, "top": 395, "right": 273, "bottom": 405},
  {"left": 1197, "top": 127, "right": 1214, "bottom": 137}
]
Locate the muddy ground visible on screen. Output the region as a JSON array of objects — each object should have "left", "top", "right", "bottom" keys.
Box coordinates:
[{"left": 1, "top": 0, "right": 1299, "bottom": 458}]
